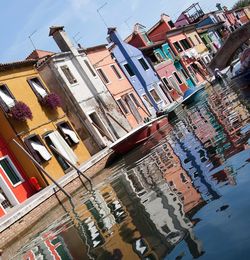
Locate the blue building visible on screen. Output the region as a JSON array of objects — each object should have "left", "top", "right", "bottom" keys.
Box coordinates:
[{"left": 107, "top": 27, "right": 172, "bottom": 117}]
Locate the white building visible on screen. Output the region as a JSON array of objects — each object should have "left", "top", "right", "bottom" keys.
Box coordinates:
[{"left": 37, "top": 26, "right": 132, "bottom": 152}]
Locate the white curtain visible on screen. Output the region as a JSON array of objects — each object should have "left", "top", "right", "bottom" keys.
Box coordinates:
[
  {"left": 61, "top": 127, "right": 79, "bottom": 144},
  {"left": 30, "top": 141, "right": 52, "bottom": 161},
  {"left": 47, "top": 131, "right": 78, "bottom": 165},
  {"left": 0, "top": 89, "right": 15, "bottom": 108},
  {"left": 31, "top": 81, "right": 47, "bottom": 98}
]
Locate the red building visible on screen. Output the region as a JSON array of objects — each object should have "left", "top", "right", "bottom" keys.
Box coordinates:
[{"left": 0, "top": 135, "right": 34, "bottom": 217}]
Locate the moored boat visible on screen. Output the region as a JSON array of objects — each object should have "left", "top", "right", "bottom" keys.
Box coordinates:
[{"left": 109, "top": 115, "right": 168, "bottom": 154}]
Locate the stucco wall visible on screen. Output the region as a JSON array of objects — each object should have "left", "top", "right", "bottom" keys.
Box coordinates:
[{"left": 0, "top": 66, "right": 91, "bottom": 185}]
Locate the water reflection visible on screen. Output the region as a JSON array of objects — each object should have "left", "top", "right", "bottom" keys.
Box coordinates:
[{"left": 9, "top": 83, "right": 250, "bottom": 260}]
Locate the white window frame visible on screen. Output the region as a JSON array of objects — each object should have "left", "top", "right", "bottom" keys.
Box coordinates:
[
  {"left": 0, "top": 175, "right": 20, "bottom": 213},
  {"left": 0, "top": 155, "right": 24, "bottom": 187},
  {"left": 168, "top": 76, "right": 181, "bottom": 91},
  {"left": 161, "top": 77, "right": 173, "bottom": 91},
  {"left": 149, "top": 88, "right": 162, "bottom": 103}
]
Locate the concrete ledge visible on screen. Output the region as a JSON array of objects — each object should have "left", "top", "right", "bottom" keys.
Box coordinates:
[{"left": 0, "top": 148, "right": 112, "bottom": 233}]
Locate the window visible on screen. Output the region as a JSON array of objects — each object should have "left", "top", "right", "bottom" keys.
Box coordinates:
[
  {"left": 24, "top": 135, "right": 52, "bottom": 164},
  {"left": 89, "top": 112, "right": 112, "bottom": 140},
  {"left": 173, "top": 72, "right": 183, "bottom": 84},
  {"left": 141, "top": 33, "right": 151, "bottom": 44},
  {"left": 27, "top": 78, "right": 48, "bottom": 101},
  {"left": 61, "top": 65, "right": 77, "bottom": 84},
  {"left": 124, "top": 63, "right": 135, "bottom": 77},
  {"left": 195, "top": 35, "right": 202, "bottom": 44},
  {"left": 180, "top": 68, "right": 189, "bottom": 79},
  {"left": 57, "top": 121, "right": 80, "bottom": 147},
  {"left": 180, "top": 39, "right": 191, "bottom": 50},
  {"left": 0, "top": 84, "right": 15, "bottom": 112},
  {"left": 0, "top": 187, "right": 12, "bottom": 210},
  {"left": 142, "top": 94, "right": 153, "bottom": 107},
  {"left": 44, "top": 133, "right": 69, "bottom": 171},
  {"left": 173, "top": 42, "right": 183, "bottom": 52},
  {"left": 44, "top": 131, "right": 78, "bottom": 170},
  {"left": 188, "top": 37, "right": 195, "bottom": 47},
  {"left": 167, "top": 48, "right": 176, "bottom": 60},
  {"left": 0, "top": 157, "right": 22, "bottom": 185},
  {"left": 129, "top": 93, "right": 140, "bottom": 107},
  {"left": 162, "top": 78, "right": 173, "bottom": 91},
  {"left": 154, "top": 52, "right": 165, "bottom": 62},
  {"left": 111, "top": 65, "right": 122, "bottom": 79},
  {"left": 150, "top": 89, "right": 161, "bottom": 103},
  {"left": 138, "top": 58, "right": 149, "bottom": 71},
  {"left": 117, "top": 99, "right": 129, "bottom": 114},
  {"left": 168, "top": 20, "right": 175, "bottom": 28},
  {"left": 84, "top": 60, "right": 97, "bottom": 77},
  {"left": 168, "top": 76, "right": 180, "bottom": 90},
  {"left": 97, "top": 68, "right": 110, "bottom": 84}
]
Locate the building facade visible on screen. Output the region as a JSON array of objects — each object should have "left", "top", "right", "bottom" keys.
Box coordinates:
[
  {"left": 0, "top": 135, "right": 34, "bottom": 217},
  {"left": 0, "top": 60, "right": 90, "bottom": 186},
  {"left": 86, "top": 44, "right": 148, "bottom": 128},
  {"left": 125, "top": 23, "right": 191, "bottom": 100},
  {"left": 108, "top": 27, "right": 172, "bottom": 117},
  {"left": 38, "top": 26, "right": 132, "bottom": 151}
]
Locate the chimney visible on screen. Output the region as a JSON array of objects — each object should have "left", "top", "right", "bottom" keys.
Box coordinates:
[
  {"left": 49, "top": 26, "right": 78, "bottom": 55},
  {"left": 107, "top": 27, "right": 122, "bottom": 45},
  {"left": 216, "top": 3, "right": 222, "bottom": 11}
]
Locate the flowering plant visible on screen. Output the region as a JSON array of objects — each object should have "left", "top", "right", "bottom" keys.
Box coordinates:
[
  {"left": 10, "top": 101, "right": 33, "bottom": 121},
  {"left": 42, "top": 93, "right": 62, "bottom": 109}
]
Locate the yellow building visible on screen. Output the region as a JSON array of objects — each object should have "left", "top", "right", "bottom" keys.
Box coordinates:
[
  {"left": 183, "top": 25, "right": 212, "bottom": 65},
  {"left": 0, "top": 60, "right": 90, "bottom": 187}
]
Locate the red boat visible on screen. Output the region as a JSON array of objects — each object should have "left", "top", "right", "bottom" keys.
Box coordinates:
[{"left": 109, "top": 116, "right": 168, "bottom": 154}]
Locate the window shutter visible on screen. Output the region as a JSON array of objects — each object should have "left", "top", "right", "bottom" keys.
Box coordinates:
[
  {"left": 0, "top": 84, "right": 16, "bottom": 112},
  {"left": 57, "top": 121, "right": 78, "bottom": 146},
  {"left": 24, "top": 137, "right": 42, "bottom": 164}
]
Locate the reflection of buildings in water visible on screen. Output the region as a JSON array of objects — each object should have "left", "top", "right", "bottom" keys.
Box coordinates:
[
  {"left": 113, "top": 147, "right": 205, "bottom": 259},
  {"left": 207, "top": 85, "right": 250, "bottom": 152},
  {"left": 149, "top": 142, "right": 203, "bottom": 214},
  {"left": 169, "top": 121, "right": 220, "bottom": 203}
]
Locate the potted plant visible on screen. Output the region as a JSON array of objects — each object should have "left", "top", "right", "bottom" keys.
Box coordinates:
[
  {"left": 9, "top": 101, "right": 33, "bottom": 121},
  {"left": 42, "top": 93, "right": 62, "bottom": 110}
]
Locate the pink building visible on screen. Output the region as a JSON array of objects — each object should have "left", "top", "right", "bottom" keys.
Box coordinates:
[
  {"left": 0, "top": 135, "right": 34, "bottom": 217},
  {"left": 86, "top": 44, "right": 148, "bottom": 128}
]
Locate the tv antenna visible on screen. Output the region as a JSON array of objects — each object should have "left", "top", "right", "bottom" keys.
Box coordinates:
[
  {"left": 124, "top": 16, "right": 133, "bottom": 31},
  {"left": 97, "top": 2, "right": 108, "bottom": 28},
  {"left": 28, "top": 30, "right": 37, "bottom": 50}
]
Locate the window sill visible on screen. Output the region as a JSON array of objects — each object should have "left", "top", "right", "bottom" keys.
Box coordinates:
[{"left": 12, "top": 180, "right": 25, "bottom": 188}]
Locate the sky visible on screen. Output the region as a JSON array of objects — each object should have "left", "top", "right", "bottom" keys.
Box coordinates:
[{"left": 0, "top": 0, "right": 237, "bottom": 63}]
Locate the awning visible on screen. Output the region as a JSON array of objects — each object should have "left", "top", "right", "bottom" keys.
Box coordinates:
[
  {"left": 30, "top": 141, "right": 52, "bottom": 161},
  {"left": 61, "top": 127, "right": 79, "bottom": 144},
  {"left": 31, "top": 81, "right": 47, "bottom": 98},
  {"left": 0, "top": 89, "right": 15, "bottom": 108}
]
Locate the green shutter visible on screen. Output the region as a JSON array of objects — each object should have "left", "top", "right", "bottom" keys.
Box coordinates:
[{"left": 0, "top": 158, "right": 20, "bottom": 185}]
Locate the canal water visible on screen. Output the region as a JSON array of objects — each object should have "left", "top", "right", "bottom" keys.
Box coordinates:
[{"left": 5, "top": 82, "right": 250, "bottom": 259}]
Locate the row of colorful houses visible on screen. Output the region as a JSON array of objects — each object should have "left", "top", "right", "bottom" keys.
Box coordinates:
[{"left": 0, "top": 3, "right": 249, "bottom": 217}]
